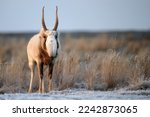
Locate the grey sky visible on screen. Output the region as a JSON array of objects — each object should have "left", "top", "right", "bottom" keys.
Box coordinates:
[{"left": 0, "top": 0, "right": 150, "bottom": 32}]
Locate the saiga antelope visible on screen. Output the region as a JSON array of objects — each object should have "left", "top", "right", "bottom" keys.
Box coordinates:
[{"left": 27, "top": 6, "right": 59, "bottom": 93}]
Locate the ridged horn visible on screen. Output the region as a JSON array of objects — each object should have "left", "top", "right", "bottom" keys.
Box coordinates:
[
  {"left": 42, "top": 6, "right": 47, "bottom": 30},
  {"left": 53, "top": 6, "right": 59, "bottom": 31}
]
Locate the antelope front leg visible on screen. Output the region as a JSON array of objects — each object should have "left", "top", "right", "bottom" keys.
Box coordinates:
[
  {"left": 37, "top": 62, "right": 44, "bottom": 93},
  {"left": 28, "top": 62, "right": 35, "bottom": 93},
  {"left": 48, "top": 63, "right": 54, "bottom": 92}
]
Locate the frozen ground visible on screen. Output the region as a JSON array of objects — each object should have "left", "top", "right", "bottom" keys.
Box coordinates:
[{"left": 0, "top": 89, "right": 150, "bottom": 100}]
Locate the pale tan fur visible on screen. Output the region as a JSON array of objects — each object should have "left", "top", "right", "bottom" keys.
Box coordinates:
[{"left": 27, "top": 6, "right": 59, "bottom": 93}]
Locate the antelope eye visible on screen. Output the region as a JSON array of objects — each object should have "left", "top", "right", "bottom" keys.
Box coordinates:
[
  {"left": 55, "top": 34, "right": 58, "bottom": 39},
  {"left": 43, "top": 35, "right": 47, "bottom": 39}
]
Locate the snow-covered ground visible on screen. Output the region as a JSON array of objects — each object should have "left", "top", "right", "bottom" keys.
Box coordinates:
[{"left": 0, "top": 89, "right": 150, "bottom": 100}]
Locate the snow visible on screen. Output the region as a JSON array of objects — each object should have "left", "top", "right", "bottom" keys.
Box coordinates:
[{"left": 0, "top": 89, "right": 150, "bottom": 100}]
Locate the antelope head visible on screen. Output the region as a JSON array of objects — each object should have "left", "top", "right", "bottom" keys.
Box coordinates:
[{"left": 40, "top": 6, "right": 59, "bottom": 58}]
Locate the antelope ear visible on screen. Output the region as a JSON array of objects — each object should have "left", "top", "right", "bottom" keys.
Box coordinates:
[{"left": 40, "top": 28, "right": 47, "bottom": 38}]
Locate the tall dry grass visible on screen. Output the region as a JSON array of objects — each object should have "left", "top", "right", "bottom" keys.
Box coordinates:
[{"left": 0, "top": 32, "right": 150, "bottom": 93}]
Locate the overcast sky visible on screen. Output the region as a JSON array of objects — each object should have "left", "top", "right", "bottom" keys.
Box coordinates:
[{"left": 0, "top": 0, "right": 150, "bottom": 32}]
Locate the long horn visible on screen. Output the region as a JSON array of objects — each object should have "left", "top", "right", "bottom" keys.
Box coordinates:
[
  {"left": 53, "top": 6, "right": 59, "bottom": 31},
  {"left": 42, "top": 6, "right": 47, "bottom": 30}
]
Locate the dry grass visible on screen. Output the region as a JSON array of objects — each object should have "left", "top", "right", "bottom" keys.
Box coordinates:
[
  {"left": 0, "top": 32, "right": 150, "bottom": 93},
  {"left": 101, "top": 51, "right": 128, "bottom": 88}
]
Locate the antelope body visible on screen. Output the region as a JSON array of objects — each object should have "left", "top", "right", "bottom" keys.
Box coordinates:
[{"left": 27, "top": 6, "right": 59, "bottom": 93}]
